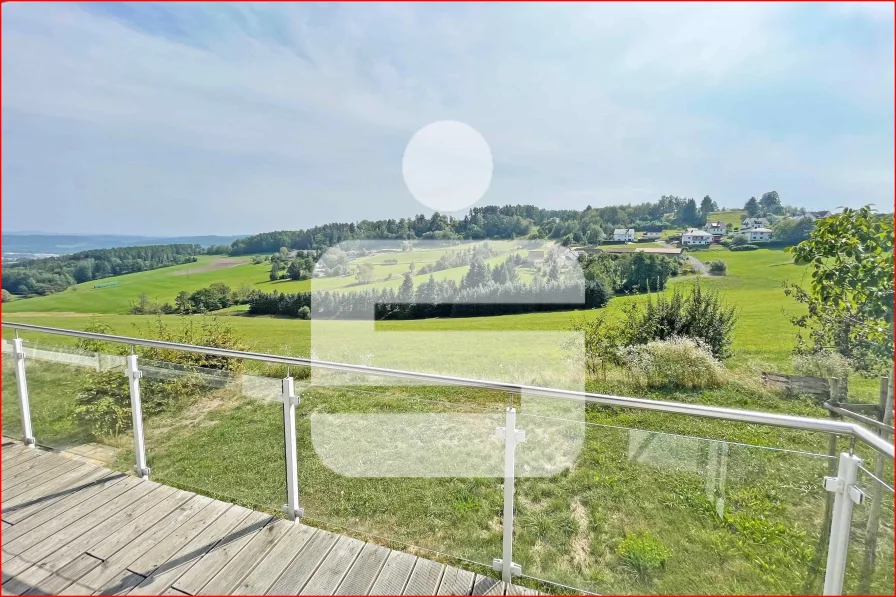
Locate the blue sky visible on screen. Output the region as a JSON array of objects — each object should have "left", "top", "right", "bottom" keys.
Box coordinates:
[{"left": 2, "top": 2, "right": 893, "bottom": 236}]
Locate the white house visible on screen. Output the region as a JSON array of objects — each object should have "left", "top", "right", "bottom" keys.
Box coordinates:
[
  {"left": 703, "top": 221, "right": 727, "bottom": 235},
  {"left": 640, "top": 231, "right": 662, "bottom": 240},
  {"left": 742, "top": 218, "right": 770, "bottom": 230},
  {"left": 613, "top": 228, "right": 635, "bottom": 242},
  {"left": 681, "top": 228, "right": 712, "bottom": 247},
  {"left": 741, "top": 227, "right": 772, "bottom": 243}
]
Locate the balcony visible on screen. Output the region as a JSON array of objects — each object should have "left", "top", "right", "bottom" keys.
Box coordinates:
[{"left": 1, "top": 322, "right": 893, "bottom": 595}]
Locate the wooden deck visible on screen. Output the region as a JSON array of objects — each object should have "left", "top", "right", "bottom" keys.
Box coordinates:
[{"left": 1, "top": 440, "right": 537, "bottom": 596}]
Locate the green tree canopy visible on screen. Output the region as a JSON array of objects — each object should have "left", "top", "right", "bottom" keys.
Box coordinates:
[{"left": 785, "top": 206, "right": 894, "bottom": 372}]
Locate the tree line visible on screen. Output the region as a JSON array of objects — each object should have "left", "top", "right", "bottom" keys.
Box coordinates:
[
  {"left": 246, "top": 276, "right": 611, "bottom": 320},
  {"left": 227, "top": 197, "right": 755, "bottom": 255},
  {"left": 3, "top": 244, "right": 203, "bottom": 296}
]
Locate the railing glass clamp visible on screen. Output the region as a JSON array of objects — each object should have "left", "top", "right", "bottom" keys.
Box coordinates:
[
  {"left": 494, "top": 427, "right": 526, "bottom": 442},
  {"left": 283, "top": 505, "right": 304, "bottom": 519},
  {"left": 491, "top": 558, "right": 522, "bottom": 577}
]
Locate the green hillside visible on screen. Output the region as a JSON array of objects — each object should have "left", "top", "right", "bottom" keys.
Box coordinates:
[
  {"left": 707, "top": 210, "right": 747, "bottom": 229},
  {"left": 2, "top": 240, "right": 528, "bottom": 315}
]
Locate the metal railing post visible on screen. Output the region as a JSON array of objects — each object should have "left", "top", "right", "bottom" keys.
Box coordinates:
[
  {"left": 12, "top": 337, "right": 35, "bottom": 447},
  {"left": 281, "top": 375, "right": 303, "bottom": 521},
  {"left": 822, "top": 451, "right": 864, "bottom": 595},
  {"left": 493, "top": 407, "right": 524, "bottom": 584},
  {"left": 125, "top": 353, "right": 150, "bottom": 480}
]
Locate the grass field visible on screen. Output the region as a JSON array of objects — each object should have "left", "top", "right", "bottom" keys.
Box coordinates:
[
  {"left": 2, "top": 245, "right": 892, "bottom": 594},
  {"left": 707, "top": 210, "right": 748, "bottom": 229}
]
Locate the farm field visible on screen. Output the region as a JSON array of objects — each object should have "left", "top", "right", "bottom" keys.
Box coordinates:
[{"left": 2, "top": 244, "right": 891, "bottom": 595}]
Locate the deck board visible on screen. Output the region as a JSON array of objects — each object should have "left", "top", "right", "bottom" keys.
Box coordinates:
[
  {"left": 2, "top": 468, "right": 119, "bottom": 526},
  {"left": 126, "top": 499, "right": 231, "bottom": 577},
  {"left": 234, "top": 523, "right": 316, "bottom": 595},
  {"left": 368, "top": 550, "right": 417, "bottom": 595},
  {"left": 299, "top": 535, "right": 365, "bottom": 595},
  {"left": 198, "top": 518, "right": 293, "bottom": 595},
  {"left": 170, "top": 511, "right": 273, "bottom": 595},
  {"left": 19, "top": 553, "right": 103, "bottom": 596},
  {"left": 403, "top": 558, "right": 445, "bottom": 595},
  {"left": 73, "top": 495, "right": 212, "bottom": 594},
  {"left": 129, "top": 505, "right": 254, "bottom": 595},
  {"left": 1, "top": 441, "right": 526, "bottom": 596},
  {"left": 437, "top": 565, "right": 476, "bottom": 595},
  {"left": 334, "top": 542, "right": 391, "bottom": 595},
  {"left": 265, "top": 529, "right": 339, "bottom": 595},
  {"left": 2, "top": 481, "right": 164, "bottom": 581}
]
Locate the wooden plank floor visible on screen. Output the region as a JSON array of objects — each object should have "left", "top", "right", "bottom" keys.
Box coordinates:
[{"left": 1, "top": 440, "right": 536, "bottom": 596}]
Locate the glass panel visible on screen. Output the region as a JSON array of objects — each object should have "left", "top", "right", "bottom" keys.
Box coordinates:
[
  {"left": 844, "top": 463, "right": 894, "bottom": 595},
  {"left": 142, "top": 355, "right": 285, "bottom": 514},
  {"left": 15, "top": 340, "right": 124, "bottom": 463},
  {"left": 515, "top": 401, "right": 835, "bottom": 595},
  {"left": 2, "top": 340, "right": 22, "bottom": 439},
  {"left": 295, "top": 373, "right": 506, "bottom": 569}
]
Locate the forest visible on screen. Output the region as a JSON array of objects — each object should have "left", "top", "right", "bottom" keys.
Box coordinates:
[{"left": 2, "top": 244, "right": 203, "bottom": 296}]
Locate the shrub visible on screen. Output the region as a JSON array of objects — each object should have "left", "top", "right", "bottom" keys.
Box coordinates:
[
  {"left": 618, "top": 532, "right": 670, "bottom": 579},
  {"left": 730, "top": 244, "right": 759, "bottom": 251},
  {"left": 793, "top": 350, "right": 852, "bottom": 382},
  {"left": 621, "top": 280, "right": 738, "bottom": 359},
  {"left": 298, "top": 305, "right": 311, "bottom": 320},
  {"left": 1, "top": 289, "right": 11, "bottom": 302},
  {"left": 565, "top": 313, "right": 626, "bottom": 380},
  {"left": 74, "top": 372, "right": 132, "bottom": 438},
  {"left": 706, "top": 259, "right": 727, "bottom": 275},
  {"left": 74, "top": 316, "right": 247, "bottom": 439},
  {"left": 620, "top": 336, "right": 726, "bottom": 389}
]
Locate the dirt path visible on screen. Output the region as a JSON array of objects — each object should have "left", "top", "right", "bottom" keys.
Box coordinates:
[{"left": 688, "top": 255, "right": 708, "bottom": 274}]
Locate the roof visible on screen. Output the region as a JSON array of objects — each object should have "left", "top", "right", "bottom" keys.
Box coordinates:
[
  {"left": 613, "top": 228, "right": 635, "bottom": 235},
  {"left": 683, "top": 229, "right": 712, "bottom": 237},
  {"left": 748, "top": 227, "right": 773, "bottom": 233},
  {"left": 743, "top": 217, "right": 769, "bottom": 224},
  {"left": 706, "top": 221, "right": 726, "bottom": 227}
]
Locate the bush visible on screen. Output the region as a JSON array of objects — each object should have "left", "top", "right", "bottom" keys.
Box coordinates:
[
  {"left": 706, "top": 259, "right": 727, "bottom": 275},
  {"left": 618, "top": 532, "right": 670, "bottom": 579},
  {"left": 298, "top": 305, "right": 311, "bottom": 320},
  {"left": 793, "top": 350, "right": 852, "bottom": 381},
  {"left": 620, "top": 336, "right": 726, "bottom": 389},
  {"left": 1, "top": 289, "right": 11, "bottom": 303},
  {"left": 730, "top": 244, "right": 759, "bottom": 251},
  {"left": 74, "top": 316, "right": 247, "bottom": 439},
  {"left": 621, "top": 280, "right": 738, "bottom": 359}
]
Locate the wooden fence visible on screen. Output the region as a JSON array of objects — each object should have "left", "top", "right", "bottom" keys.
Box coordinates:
[{"left": 761, "top": 372, "right": 833, "bottom": 399}]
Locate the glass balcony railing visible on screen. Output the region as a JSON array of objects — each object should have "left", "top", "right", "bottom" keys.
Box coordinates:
[{"left": 1, "top": 322, "right": 893, "bottom": 595}]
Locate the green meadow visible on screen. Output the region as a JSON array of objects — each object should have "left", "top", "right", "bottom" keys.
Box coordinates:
[{"left": 707, "top": 210, "right": 748, "bottom": 229}]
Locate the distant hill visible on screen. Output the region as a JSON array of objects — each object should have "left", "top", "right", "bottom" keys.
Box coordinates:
[{"left": 2, "top": 233, "right": 247, "bottom": 257}]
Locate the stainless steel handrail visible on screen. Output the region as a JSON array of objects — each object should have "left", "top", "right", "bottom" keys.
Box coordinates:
[{"left": 3, "top": 321, "right": 893, "bottom": 458}]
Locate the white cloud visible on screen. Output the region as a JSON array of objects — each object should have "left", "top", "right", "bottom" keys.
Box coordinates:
[{"left": 1, "top": 2, "right": 892, "bottom": 235}]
